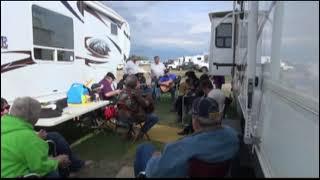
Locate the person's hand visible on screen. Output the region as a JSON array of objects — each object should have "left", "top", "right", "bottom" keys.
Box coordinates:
[
  {"left": 37, "top": 129, "right": 47, "bottom": 139},
  {"left": 116, "top": 89, "right": 122, "bottom": 94},
  {"left": 54, "top": 154, "right": 71, "bottom": 168},
  {"left": 152, "top": 151, "right": 161, "bottom": 157}
]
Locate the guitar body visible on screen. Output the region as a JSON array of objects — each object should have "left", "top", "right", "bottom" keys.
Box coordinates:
[{"left": 159, "top": 81, "right": 174, "bottom": 93}]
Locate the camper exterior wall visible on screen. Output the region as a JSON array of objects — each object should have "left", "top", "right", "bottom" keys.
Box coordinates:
[
  {"left": 1, "top": 1, "right": 130, "bottom": 103},
  {"left": 209, "top": 1, "right": 318, "bottom": 177}
]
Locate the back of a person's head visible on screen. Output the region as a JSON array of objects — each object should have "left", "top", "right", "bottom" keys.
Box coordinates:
[
  {"left": 125, "top": 75, "right": 138, "bottom": 89},
  {"left": 192, "top": 97, "right": 221, "bottom": 127},
  {"left": 200, "top": 79, "right": 213, "bottom": 90},
  {"left": 199, "top": 73, "right": 209, "bottom": 81},
  {"left": 123, "top": 74, "right": 129, "bottom": 80},
  {"left": 9, "top": 97, "right": 41, "bottom": 125},
  {"left": 189, "top": 72, "right": 198, "bottom": 80},
  {"left": 207, "top": 89, "right": 226, "bottom": 113}
]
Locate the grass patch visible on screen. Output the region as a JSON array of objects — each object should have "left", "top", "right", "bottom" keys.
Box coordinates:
[
  {"left": 71, "top": 129, "right": 164, "bottom": 177},
  {"left": 154, "top": 93, "right": 183, "bottom": 129}
]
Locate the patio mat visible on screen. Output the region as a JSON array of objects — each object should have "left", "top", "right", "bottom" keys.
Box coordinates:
[{"left": 147, "top": 124, "right": 183, "bottom": 143}]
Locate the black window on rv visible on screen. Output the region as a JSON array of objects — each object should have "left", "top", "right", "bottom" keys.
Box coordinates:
[
  {"left": 215, "top": 23, "right": 232, "bottom": 48},
  {"left": 32, "top": 5, "right": 74, "bottom": 62},
  {"left": 111, "top": 23, "right": 118, "bottom": 35}
]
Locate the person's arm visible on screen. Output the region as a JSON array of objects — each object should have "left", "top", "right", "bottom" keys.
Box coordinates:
[
  {"left": 104, "top": 89, "right": 121, "bottom": 98},
  {"left": 133, "top": 91, "right": 148, "bottom": 108},
  {"left": 145, "top": 142, "right": 186, "bottom": 177},
  {"left": 21, "top": 132, "right": 59, "bottom": 176}
]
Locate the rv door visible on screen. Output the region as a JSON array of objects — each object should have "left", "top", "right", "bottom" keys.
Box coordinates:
[{"left": 208, "top": 11, "right": 234, "bottom": 76}]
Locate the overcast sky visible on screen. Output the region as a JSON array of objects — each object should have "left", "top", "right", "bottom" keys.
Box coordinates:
[{"left": 103, "top": 1, "right": 233, "bottom": 60}]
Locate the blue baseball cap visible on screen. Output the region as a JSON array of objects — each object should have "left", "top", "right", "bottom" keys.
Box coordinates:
[{"left": 192, "top": 97, "right": 220, "bottom": 121}]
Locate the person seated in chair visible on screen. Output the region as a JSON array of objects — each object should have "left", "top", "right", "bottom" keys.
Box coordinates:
[
  {"left": 1, "top": 97, "right": 92, "bottom": 178},
  {"left": 178, "top": 79, "right": 214, "bottom": 135},
  {"left": 117, "top": 75, "right": 159, "bottom": 140},
  {"left": 134, "top": 96, "right": 239, "bottom": 178},
  {"left": 158, "top": 69, "right": 177, "bottom": 103},
  {"left": 1, "top": 97, "right": 71, "bottom": 178},
  {"left": 99, "top": 72, "right": 121, "bottom": 102},
  {"left": 174, "top": 71, "right": 199, "bottom": 122},
  {"left": 117, "top": 74, "right": 129, "bottom": 90},
  {"left": 135, "top": 71, "right": 153, "bottom": 96}
]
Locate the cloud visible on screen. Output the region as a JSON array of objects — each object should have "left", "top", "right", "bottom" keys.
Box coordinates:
[
  {"left": 147, "top": 37, "right": 205, "bottom": 47},
  {"left": 189, "top": 23, "right": 211, "bottom": 34},
  {"left": 102, "top": 1, "right": 232, "bottom": 59}
]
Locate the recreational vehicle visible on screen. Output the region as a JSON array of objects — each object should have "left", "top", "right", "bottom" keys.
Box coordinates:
[
  {"left": 209, "top": 1, "right": 318, "bottom": 177},
  {"left": 1, "top": 1, "right": 130, "bottom": 103},
  {"left": 192, "top": 54, "right": 209, "bottom": 72}
]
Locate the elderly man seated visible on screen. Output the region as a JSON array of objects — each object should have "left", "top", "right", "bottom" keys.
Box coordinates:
[
  {"left": 117, "top": 75, "right": 159, "bottom": 140},
  {"left": 1, "top": 97, "right": 71, "bottom": 178},
  {"left": 133, "top": 95, "right": 239, "bottom": 177}
]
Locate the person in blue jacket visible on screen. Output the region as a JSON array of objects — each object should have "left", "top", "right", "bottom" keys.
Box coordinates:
[{"left": 133, "top": 96, "right": 239, "bottom": 177}]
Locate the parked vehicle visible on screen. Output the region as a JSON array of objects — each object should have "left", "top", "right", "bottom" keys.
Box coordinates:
[
  {"left": 1, "top": 1, "right": 130, "bottom": 103},
  {"left": 177, "top": 61, "right": 197, "bottom": 71},
  {"left": 167, "top": 60, "right": 180, "bottom": 70},
  {"left": 208, "top": 1, "right": 318, "bottom": 177}
]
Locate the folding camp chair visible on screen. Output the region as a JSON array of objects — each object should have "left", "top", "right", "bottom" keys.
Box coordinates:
[
  {"left": 188, "top": 158, "right": 231, "bottom": 177},
  {"left": 114, "top": 116, "right": 150, "bottom": 143}
]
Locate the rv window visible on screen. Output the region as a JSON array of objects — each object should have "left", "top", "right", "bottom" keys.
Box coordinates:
[
  {"left": 57, "top": 50, "right": 74, "bottom": 62},
  {"left": 216, "top": 38, "right": 224, "bottom": 47},
  {"left": 32, "top": 5, "right": 74, "bottom": 48},
  {"left": 111, "top": 23, "right": 118, "bottom": 35},
  {"left": 34, "top": 48, "right": 54, "bottom": 61},
  {"left": 215, "top": 23, "right": 232, "bottom": 48}
]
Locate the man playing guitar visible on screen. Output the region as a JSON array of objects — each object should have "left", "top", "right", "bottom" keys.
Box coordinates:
[{"left": 158, "top": 69, "right": 177, "bottom": 106}]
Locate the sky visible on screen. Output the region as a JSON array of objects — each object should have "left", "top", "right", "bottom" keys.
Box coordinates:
[{"left": 103, "top": 1, "right": 233, "bottom": 61}]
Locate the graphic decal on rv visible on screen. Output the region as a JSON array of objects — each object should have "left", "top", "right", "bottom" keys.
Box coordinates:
[
  {"left": 124, "top": 31, "right": 130, "bottom": 40},
  {"left": 75, "top": 56, "right": 108, "bottom": 67},
  {"left": 61, "top": 1, "right": 125, "bottom": 31},
  {"left": 1, "top": 51, "right": 35, "bottom": 73},
  {"left": 108, "top": 37, "right": 122, "bottom": 54},
  {"left": 76, "top": 1, "right": 84, "bottom": 16},
  {"left": 84, "top": 5, "right": 109, "bottom": 28},
  {"left": 83, "top": 3, "right": 124, "bottom": 29},
  {"left": 60, "top": 1, "right": 84, "bottom": 23},
  {"left": 85, "top": 37, "right": 110, "bottom": 58}
]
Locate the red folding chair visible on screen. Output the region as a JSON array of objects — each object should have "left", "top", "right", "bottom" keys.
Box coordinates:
[{"left": 188, "top": 158, "right": 231, "bottom": 177}]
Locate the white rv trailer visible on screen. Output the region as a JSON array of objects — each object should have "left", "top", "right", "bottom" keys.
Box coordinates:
[
  {"left": 209, "top": 1, "right": 318, "bottom": 177},
  {"left": 1, "top": 1, "right": 130, "bottom": 103}
]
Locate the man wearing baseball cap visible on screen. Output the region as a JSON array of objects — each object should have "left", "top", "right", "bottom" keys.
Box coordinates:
[{"left": 134, "top": 96, "right": 239, "bottom": 177}]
